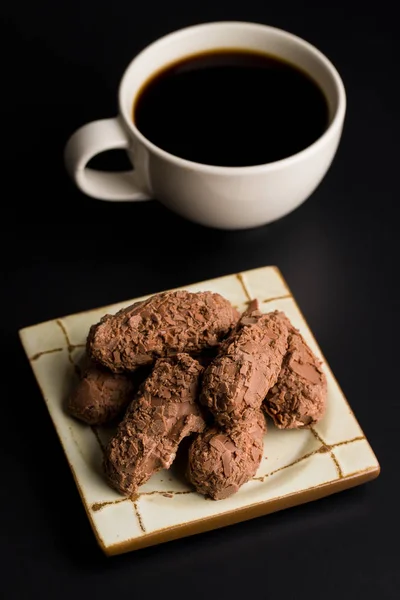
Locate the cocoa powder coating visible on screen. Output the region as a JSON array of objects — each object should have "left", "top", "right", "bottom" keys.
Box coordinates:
[
  {"left": 201, "top": 310, "right": 289, "bottom": 427},
  {"left": 87, "top": 291, "right": 239, "bottom": 373},
  {"left": 263, "top": 327, "right": 327, "bottom": 428},
  {"left": 67, "top": 364, "right": 137, "bottom": 425},
  {"left": 187, "top": 410, "right": 266, "bottom": 500},
  {"left": 104, "top": 354, "right": 205, "bottom": 496}
]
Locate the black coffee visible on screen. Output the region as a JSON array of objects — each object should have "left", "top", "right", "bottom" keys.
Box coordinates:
[{"left": 133, "top": 49, "right": 329, "bottom": 167}]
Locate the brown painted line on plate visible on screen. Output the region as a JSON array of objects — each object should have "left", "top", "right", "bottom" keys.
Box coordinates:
[
  {"left": 310, "top": 427, "right": 365, "bottom": 480},
  {"left": 254, "top": 430, "right": 367, "bottom": 484},
  {"left": 307, "top": 429, "right": 370, "bottom": 478},
  {"left": 92, "top": 498, "right": 128, "bottom": 512},
  {"left": 310, "top": 429, "right": 366, "bottom": 452},
  {"left": 56, "top": 319, "right": 82, "bottom": 377},
  {"left": 262, "top": 294, "right": 292, "bottom": 304},
  {"left": 70, "top": 343, "right": 86, "bottom": 350},
  {"left": 90, "top": 489, "right": 193, "bottom": 512},
  {"left": 329, "top": 451, "right": 344, "bottom": 478},
  {"left": 253, "top": 448, "right": 320, "bottom": 482},
  {"left": 56, "top": 319, "right": 72, "bottom": 348},
  {"left": 236, "top": 273, "right": 253, "bottom": 302},
  {"left": 310, "top": 427, "right": 342, "bottom": 476},
  {"left": 133, "top": 501, "right": 146, "bottom": 533},
  {"left": 29, "top": 347, "right": 64, "bottom": 361},
  {"left": 332, "top": 436, "right": 366, "bottom": 448},
  {"left": 310, "top": 426, "right": 326, "bottom": 445},
  {"left": 142, "top": 490, "right": 193, "bottom": 498}
]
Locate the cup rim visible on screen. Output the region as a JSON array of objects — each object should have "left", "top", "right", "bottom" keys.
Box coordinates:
[{"left": 119, "top": 21, "right": 346, "bottom": 174}]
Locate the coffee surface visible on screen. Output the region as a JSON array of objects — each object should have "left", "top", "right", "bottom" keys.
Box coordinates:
[{"left": 133, "top": 49, "right": 329, "bottom": 167}]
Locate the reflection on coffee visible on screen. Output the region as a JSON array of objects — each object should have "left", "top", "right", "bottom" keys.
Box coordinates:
[{"left": 133, "top": 49, "right": 329, "bottom": 167}]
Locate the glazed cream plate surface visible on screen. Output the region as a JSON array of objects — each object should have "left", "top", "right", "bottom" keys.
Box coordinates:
[{"left": 19, "top": 266, "right": 380, "bottom": 555}]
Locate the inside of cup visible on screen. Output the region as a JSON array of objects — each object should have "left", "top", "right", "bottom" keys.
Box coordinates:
[{"left": 120, "top": 22, "right": 343, "bottom": 128}]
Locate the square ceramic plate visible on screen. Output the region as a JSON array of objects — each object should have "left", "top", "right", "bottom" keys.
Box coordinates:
[{"left": 19, "top": 266, "right": 380, "bottom": 556}]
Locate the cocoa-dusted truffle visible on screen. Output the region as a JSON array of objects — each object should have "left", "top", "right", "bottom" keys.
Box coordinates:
[
  {"left": 87, "top": 291, "right": 239, "bottom": 373},
  {"left": 263, "top": 328, "right": 327, "bottom": 428},
  {"left": 201, "top": 310, "right": 289, "bottom": 427},
  {"left": 187, "top": 410, "right": 266, "bottom": 500},
  {"left": 67, "top": 364, "right": 137, "bottom": 425},
  {"left": 104, "top": 354, "right": 205, "bottom": 496}
]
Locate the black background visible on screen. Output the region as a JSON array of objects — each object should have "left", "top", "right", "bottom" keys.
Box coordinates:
[{"left": 2, "top": 1, "right": 399, "bottom": 598}]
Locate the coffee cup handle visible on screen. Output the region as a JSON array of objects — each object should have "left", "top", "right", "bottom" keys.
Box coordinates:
[{"left": 64, "top": 117, "right": 152, "bottom": 201}]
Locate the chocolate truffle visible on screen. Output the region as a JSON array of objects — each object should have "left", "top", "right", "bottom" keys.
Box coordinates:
[
  {"left": 104, "top": 354, "right": 205, "bottom": 496},
  {"left": 187, "top": 410, "right": 266, "bottom": 500},
  {"left": 263, "top": 327, "right": 327, "bottom": 428},
  {"left": 67, "top": 364, "right": 136, "bottom": 425},
  {"left": 87, "top": 291, "right": 239, "bottom": 373},
  {"left": 201, "top": 310, "right": 289, "bottom": 427}
]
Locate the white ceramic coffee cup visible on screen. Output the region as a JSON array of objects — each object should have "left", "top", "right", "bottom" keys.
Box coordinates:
[{"left": 64, "top": 22, "right": 346, "bottom": 230}]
